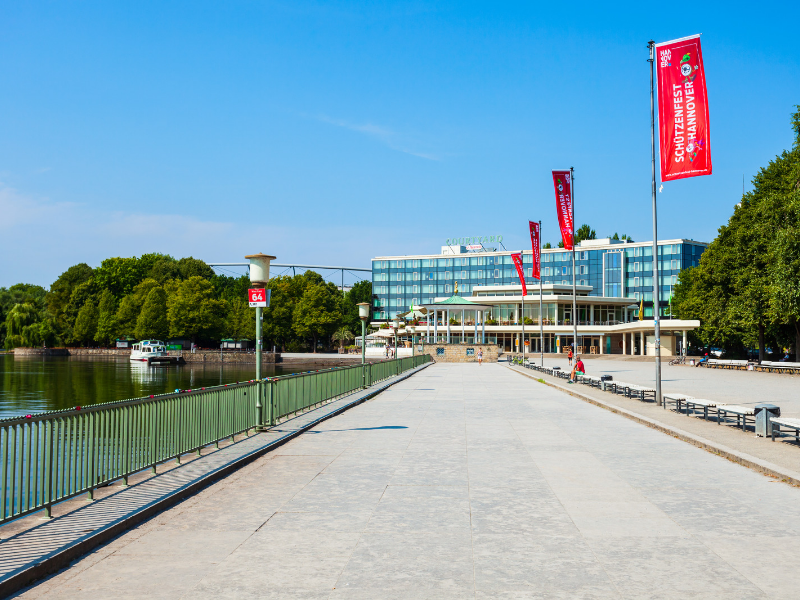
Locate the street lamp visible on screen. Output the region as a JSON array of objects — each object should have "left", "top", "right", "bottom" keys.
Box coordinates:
[
  {"left": 406, "top": 325, "right": 416, "bottom": 357},
  {"left": 357, "top": 303, "right": 370, "bottom": 365},
  {"left": 245, "top": 253, "right": 275, "bottom": 429}
]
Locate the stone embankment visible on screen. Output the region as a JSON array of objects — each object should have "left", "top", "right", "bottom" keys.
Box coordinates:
[{"left": 11, "top": 347, "right": 281, "bottom": 363}]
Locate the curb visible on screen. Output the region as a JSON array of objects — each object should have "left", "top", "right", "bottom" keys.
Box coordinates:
[
  {"left": 1, "top": 362, "right": 431, "bottom": 599},
  {"left": 507, "top": 364, "right": 800, "bottom": 488}
]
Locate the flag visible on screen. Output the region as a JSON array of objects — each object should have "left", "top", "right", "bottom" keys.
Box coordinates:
[
  {"left": 638, "top": 296, "right": 644, "bottom": 321},
  {"left": 551, "top": 171, "right": 573, "bottom": 250},
  {"left": 655, "top": 34, "right": 712, "bottom": 181},
  {"left": 511, "top": 252, "right": 527, "bottom": 297},
  {"left": 529, "top": 221, "right": 541, "bottom": 280}
]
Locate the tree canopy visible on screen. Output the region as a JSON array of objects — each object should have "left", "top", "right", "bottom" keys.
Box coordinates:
[
  {"left": 2, "top": 252, "right": 372, "bottom": 352},
  {"left": 673, "top": 105, "right": 800, "bottom": 359}
]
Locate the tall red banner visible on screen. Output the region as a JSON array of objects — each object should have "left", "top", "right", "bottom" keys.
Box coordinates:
[
  {"left": 528, "top": 221, "right": 540, "bottom": 280},
  {"left": 511, "top": 253, "right": 526, "bottom": 297},
  {"left": 552, "top": 171, "right": 573, "bottom": 250},
  {"left": 655, "top": 34, "right": 712, "bottom": 181}
]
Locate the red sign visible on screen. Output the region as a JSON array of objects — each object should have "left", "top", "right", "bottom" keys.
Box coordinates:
[
  {"left": 529, "top": 221, "right": 540, "bottom": 280},
  {"left": 656, "top": 34, "right": 712, "bottom": 181},
  {"left": 248, "top": 288, "right": 267, "bottom": 307},
  {"left": 552, "top": 171, "right": 573, "bottom": 250},
  {"left": 511, "top": 252, "right": 526, "bottom": 297}
]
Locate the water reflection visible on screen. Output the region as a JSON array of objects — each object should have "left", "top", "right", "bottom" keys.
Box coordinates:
[{"left": 0, "top": 355, "right": 288, "bottom": 420}]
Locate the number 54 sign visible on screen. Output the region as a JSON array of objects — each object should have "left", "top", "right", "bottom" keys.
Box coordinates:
[{"left": 248, "top": 288, "right": 271, "bottom": 308}]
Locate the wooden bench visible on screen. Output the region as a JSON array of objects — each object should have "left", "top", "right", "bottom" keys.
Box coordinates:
[
  {"left": 663, "top": 393, "right": 694, "bottom": 412},
  {"left": 707, "top": 359, "right": 749, "bottom": 370},
  {"left": 625, "top": 384, "right": 656, "bottom": 402},
  {"left": 715, "top": 405, "right": 755, "bottom": 431},
  {"left": 682, "top": 398, "right": 725, "bottom": 421},
  {"left": 771, "top": 417, "right": 800, "bottom": 443}
]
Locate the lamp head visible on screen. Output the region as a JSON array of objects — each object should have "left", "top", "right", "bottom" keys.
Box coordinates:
[
  {"left": 245, "top": 253, "right": 276, "bottom": 286},
  {"left": 357, "top": 302, "right": 370, "bottom": 320}
]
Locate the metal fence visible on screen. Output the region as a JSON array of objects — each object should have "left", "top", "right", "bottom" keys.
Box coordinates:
[{"left": 0, "top": 355, "right": 430, "bottom": 524}]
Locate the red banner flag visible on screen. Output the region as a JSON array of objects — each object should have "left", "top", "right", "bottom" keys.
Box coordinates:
[
  {"left": 552, "top": 171, "right": 573, "bottom": 250},
  {"left": 655, "top": 34, "right": 712, "bottom": 181},
  {"left": 511, "top": 252, "right": 526, "bottom": 297},
  {"left": 529, "top": 221, "right": 540, "bottom": 280}
]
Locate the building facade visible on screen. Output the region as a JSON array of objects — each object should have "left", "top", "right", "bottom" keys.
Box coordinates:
[{"left": 371, "top": 237, "right": 707, "bottom": 322}]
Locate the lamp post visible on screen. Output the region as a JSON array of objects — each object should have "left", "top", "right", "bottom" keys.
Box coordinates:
[
  {"left": 245, "top": 253, "right": 275, "bottom": 429},
  {"left": 392, "top": 316, "right": 400, "bottom": 359},
  {"left": 406, "top": 325, "right": 416, "bottom": 357},
  {"left": 357, "top": 303, "right": 370, "bottom": 365},
  {"left": 357, "top": 302, "right": 370, "bottom": 388}
]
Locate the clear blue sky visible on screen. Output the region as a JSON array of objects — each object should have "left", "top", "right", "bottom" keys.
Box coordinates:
[{"left": 1, "top": 1, "right": 798, "bottom": 287}]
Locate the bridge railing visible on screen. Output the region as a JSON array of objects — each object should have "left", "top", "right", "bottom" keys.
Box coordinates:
[{"left": 0, "top": 355, "right": 430, "bottom": 525}]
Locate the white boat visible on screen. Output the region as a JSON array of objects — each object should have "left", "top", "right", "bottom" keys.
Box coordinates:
[{"left": 130, "top": 340, "right": 174, "bottom": 364}]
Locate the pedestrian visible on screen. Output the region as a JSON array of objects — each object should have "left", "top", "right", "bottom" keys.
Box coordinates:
[
  {"left": 384, "top": 344, "right": 389, "bottom": 359},
  {"left": 568, "top": 355, "right": 585, "bottom": 383},
  {"left": 477, "top": 348, "right": 483, "bottom": 365},
  {"left": 568, "top": 347, "right": 573, "bottom": 367}
]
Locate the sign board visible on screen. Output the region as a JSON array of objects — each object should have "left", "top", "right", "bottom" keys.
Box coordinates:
[
  {"left": 466, "top": 244, "right": 483, "bottom": 250},
  {"left": 248, "top": 288, "right": 270, "bottom": 308}
]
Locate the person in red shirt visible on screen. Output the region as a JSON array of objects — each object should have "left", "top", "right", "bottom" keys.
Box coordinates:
[
  {"left": 569, "top": 356, "right": 585, "bottom": 383},
  {"left": 568, "top": 347, "right": 573, "bottom": 366}
]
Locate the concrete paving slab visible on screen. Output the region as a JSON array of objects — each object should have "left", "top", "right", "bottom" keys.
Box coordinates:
[{"left": 13, "top": 363, "right": 800, "bottom": 599}]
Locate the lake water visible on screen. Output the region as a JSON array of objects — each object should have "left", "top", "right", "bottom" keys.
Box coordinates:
[{"left": 0, "top": 355, "right": 296, "bottom": 420}]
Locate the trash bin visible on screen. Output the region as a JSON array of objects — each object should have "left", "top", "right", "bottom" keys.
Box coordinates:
[{"left": 755, "top": 404, "right": 780, "bottom": 437}]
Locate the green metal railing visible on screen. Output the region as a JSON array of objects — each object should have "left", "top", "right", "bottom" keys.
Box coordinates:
[{"left": 0, "top": 355, "right": 430, "bottom": 524}]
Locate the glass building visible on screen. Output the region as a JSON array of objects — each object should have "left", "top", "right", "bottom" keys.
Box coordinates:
[{"left": 371, "top": 238, "right": 707, "bottom": 321}]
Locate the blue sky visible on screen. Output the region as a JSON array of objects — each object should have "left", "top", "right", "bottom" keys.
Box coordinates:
[{"left": 1, "top": 1, "right": 798, "bottom": 287}]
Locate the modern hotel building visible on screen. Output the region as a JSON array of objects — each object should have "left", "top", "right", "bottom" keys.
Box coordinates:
[{"left": 370, "top": 237, "right": 706, "bottom": 355}]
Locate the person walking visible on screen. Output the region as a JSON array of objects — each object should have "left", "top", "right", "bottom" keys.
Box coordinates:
[
  {"left": 477, "top": 348, "right": 483, "bottom": 365},
  {"left": 568, "top": 347, "right": 573, "bottom": 367},
  {"left": 568, "top": 355, "right": 585, "bottom": 383}
]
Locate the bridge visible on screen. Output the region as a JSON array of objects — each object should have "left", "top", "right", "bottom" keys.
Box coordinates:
[{"left": 2, "top": 359, "right": 800, "bottom": 598}]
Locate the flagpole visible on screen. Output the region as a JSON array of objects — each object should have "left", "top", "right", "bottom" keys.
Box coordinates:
[
  {"left": 571, "top": 167, "right": 577, "bottom": 359},
  {"left": 649, "top": 40, "right": 663, "bottom": 407},
  {"left": 539, "top": 220, "right": 544, "bottom": 367}
]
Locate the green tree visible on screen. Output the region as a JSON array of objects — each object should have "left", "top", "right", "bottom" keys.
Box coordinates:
[
  {"left": 167, "top": 276, "right": 227, "bottom": 343},
  {"left": 574, "top": 224, "right": 596, "bottom": 244},
  {"left": 136, "top": 286, "right": 169, "bottom": 340},
  {"left": 96, "top": 290, "right": 118, "bottom": 345},
  {"left": 47, "top": 264, "right": 93, "bottom": 329},
  {"left": 73, "top": 300, "right": 98, "bottom": 346},
  {"left": 0, "top": 284, "right": 48, "bottom": 346},
  {"left": 224, "top": 298, "right": 256, "bottom": 341},
  {"left": 341, "top": 280, "right": 373, "bottom": 334},
  {"left": 115, "top": 279, "right": 161, "bottom": 338},
  {"left": 331, "top": 326, "right": 354, "bottom": 351},
  {"left": 543, "top": 242, "right": 552, "bottom": 249},
  {"left": 293, "top": 283, "right": 341, "bottom": 352},
  {"left": 674, "top": 105, "right": 800, "bottom": 360}
]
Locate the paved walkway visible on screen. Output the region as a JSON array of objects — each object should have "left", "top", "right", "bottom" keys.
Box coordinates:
[{"left": 16, "top": 363, "right": 800, "bottom": 599}]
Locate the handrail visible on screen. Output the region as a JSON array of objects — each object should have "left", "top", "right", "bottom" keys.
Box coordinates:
[{"left": 0, "top": 355, "right": 431, "bottom": 524}]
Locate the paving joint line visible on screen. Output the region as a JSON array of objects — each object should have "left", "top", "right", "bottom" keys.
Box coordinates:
[
  {"left": 0, "top": 362, "right": 431, "bottom": 599},
  {"left": 506, "top": 364, "right": 800, "bottom": 488}
]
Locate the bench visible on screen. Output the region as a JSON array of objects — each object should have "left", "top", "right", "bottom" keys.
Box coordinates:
[
  {"left": 715, "top": 405, "right": 755, "bottom": 431},
  {"left": 579, "top": 375, "right": 601, "bottom": 388},
  {"left": 771, "top": 417, "right": 800, "bottom": 443},
  {"left": 707, "top": 359, "right": 749, "bottom": 370},
  {"left": 663, "top": 393, "right": 694, "bottom": 412},
  {"left": 766, "top": 362, "right": 800, "bottom": 373},
  {"left": 682, "top": 398, "right": 725, "bottom": 421},
  {"left": 625, "top": 384, "right": 656, "bottom": 402}
]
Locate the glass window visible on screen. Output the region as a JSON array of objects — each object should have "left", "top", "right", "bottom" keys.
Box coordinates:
[
  {"left": 413, "top": 272, "right": 420, "bottom": 280},
  {"left": 412, "top": 260, "right": 420, "bottom": 268},
  {"left": 494, "top": 269, "right": 500, "bottom": 278}
]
